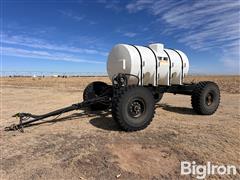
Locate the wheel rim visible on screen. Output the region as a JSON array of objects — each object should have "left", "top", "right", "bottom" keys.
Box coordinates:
[
  {"left": 206, "top": 92, "right": 214, "bottom": 106},
  {"left": 128, "top": 98, "right": 146, "bottom": 118}
]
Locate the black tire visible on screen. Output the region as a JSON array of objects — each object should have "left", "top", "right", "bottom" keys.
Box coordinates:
[
  {"left": 83, "top": 81, "right": 109, "bottom": 111},
  {"left": 191, "top": 81, "right": 220, "bottom": 115},
  {"left": 112, "top": 86, "right": 155, "bottom": 131},
  {"left": 154, "top": 92, "right": 163, "bottom": 103}
]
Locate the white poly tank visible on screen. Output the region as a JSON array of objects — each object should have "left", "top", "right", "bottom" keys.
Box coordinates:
[{"left": 107, "top": 43, "right": 189, "bottom": 86}]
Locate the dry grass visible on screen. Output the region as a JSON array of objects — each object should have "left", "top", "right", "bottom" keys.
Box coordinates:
[
  {"left": 1, "top": 75, "right": 239, "bottom": 94},
  {"left": 185, "top": 75, "right": 240, "bottom": 94},
  {"left": 1, "top": 76, "right": 239, "bottom": 179}
]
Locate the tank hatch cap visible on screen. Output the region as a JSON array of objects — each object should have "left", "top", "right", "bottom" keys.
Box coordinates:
[{"left": 149, "top": 43, "right": 164, "bottom": 52}]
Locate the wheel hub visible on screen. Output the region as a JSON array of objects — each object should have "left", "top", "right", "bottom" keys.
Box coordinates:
[
  {"left": 206, "top": 93, "right": 213, "bottom": 106},
  {"left": 128, "top": 99, "right": 145, "bottom": 118}
]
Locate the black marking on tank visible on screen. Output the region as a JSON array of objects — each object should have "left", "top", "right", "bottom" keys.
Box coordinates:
[
  {"left": 170, "top": 48, "right": 184, "bottom": 84},
  {"left": 163, "top": 50, "right": 171, "bottom": 85},
  {"left": 129, "top": 45, "right": 143, "bottom": 86},
  {"left": 146, "top": 46, "right": 158, "bottom": 86}
]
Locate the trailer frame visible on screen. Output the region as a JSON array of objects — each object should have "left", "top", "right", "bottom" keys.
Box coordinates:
[{"left": 5, "top": 73, "right": 220, "bottom": 132}]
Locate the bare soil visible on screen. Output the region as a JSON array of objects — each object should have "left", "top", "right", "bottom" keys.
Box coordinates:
[{"left": 1, "top": 76, "right": 240, "bottom": 179}]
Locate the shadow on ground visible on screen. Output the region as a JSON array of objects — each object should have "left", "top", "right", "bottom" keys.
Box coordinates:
[
  {"left": 20, "top": 110, "right": 118, "bottom": 130},
  {"left": 156, "top": 103, "right": 197, "bottom": 115},
  {"left": 89, "top": 117, "right": 120, "bottom": 131}
]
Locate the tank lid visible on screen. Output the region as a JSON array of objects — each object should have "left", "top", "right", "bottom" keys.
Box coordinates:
[{"left": 149, "top": 43, "right": 164, "bottom": 52}]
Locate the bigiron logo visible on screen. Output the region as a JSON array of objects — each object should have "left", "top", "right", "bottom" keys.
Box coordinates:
[{"left": 180, "top": 161, "right": 238, "bottom": 179}]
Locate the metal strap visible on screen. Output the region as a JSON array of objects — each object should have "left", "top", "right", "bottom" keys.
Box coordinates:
[
  {"left": 130, "top": 45, "right": 143, "bottom": 86},
  {"left": 146, "top": 46, "right": 158, "bottom": 86},
  {"left": 163, "top": 50, "right": 171, "bottom": 85},
  {"left": 170, "top": 49, "right": 184, "bottom": 83}
]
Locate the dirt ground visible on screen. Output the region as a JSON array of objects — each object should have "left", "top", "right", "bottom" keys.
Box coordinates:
[{"left": 1, "top": 76, "right": 240, "bottom": 179}]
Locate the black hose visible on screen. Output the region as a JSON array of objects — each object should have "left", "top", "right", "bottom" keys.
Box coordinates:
[{"left": 112, "top": 73, "right": 139, "bottom": 87}]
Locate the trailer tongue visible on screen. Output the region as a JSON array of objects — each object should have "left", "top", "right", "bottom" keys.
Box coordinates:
[
  {"left": 5, "top": 95, "right": 111, "bottom": 132},
  {"left": 4, "top": 74, "right": 130, "bottom": 132}
]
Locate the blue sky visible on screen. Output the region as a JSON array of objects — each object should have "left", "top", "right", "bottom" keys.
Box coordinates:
[{"left": 1, "top": 0, "right": 240, "bottom": 75}]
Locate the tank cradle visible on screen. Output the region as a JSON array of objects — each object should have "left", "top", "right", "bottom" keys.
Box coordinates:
[{"left": 4, "top": 95, "right": 111, "bottom": 132}]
